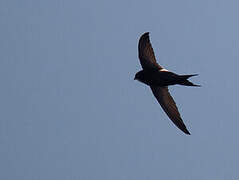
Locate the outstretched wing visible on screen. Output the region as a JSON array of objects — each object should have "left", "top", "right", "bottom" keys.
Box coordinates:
[
  {"left": 138, "top": 32, "right": 163, "bottom": 70},
  {"left": 150, "top": 86, "right": 190, "bottom": 135}
]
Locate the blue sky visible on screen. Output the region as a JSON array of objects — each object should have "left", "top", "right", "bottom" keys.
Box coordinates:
[{"left": 1, "top": 0, "right": 239, "bottom": 179}]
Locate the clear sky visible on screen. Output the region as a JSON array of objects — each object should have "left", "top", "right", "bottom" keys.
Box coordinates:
[{"left": 1, "top": 0, "right": 239, "bottom": 179}]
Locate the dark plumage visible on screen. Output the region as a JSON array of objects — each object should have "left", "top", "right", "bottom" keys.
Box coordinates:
[{"left": 134, "top": 32, "right": 200, "bottom": 135}]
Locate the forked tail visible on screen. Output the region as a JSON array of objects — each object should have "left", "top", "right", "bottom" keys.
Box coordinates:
[{"left": 179, "top": 74, "right": 200, "bottom": 87}]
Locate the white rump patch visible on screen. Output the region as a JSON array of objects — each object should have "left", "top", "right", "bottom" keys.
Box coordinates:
[{"left": 159, "top": 68, "right": 169, "bottom": 72}]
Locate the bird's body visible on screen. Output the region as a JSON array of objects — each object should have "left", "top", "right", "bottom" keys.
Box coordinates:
[
  {"left": 135, "top": 32, "right": 200, "bottom": 135},
  {"left": 135, "top": 69, "right": 198, "bottom": 87}
]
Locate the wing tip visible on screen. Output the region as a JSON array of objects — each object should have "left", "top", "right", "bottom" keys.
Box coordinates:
[
  {"left": 139, "top": 32, "right": 150, "bottom": 42},
  {"left": 183, "top": 128, "right": 191, "bottom": 135},
  {"left": 141, "top": 32, "right": 150, "bottom": 38}
]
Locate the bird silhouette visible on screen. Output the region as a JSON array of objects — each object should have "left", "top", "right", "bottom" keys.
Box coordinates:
[{"left": 134, "top": 32, "right": 200, "bottom": 135}]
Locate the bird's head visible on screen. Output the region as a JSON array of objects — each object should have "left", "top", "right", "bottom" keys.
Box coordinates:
[
  {"left": 134, "top": 70, "right": 144, "bottom": 81},
  {"left": 134, "top": 73, "right": 138, "bottom": 80},
  {"left": 134, "top": 72, "right": 139, "bottom": 80}
]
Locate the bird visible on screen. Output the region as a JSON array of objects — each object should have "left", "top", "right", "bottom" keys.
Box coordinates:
[{"left": 134, "top": 32, "right": 200, "bottom": 135}]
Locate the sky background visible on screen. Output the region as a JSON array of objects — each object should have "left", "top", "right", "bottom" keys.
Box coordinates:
[{"left": 1, "top": 0, "right": 239, "bottom": 179}]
